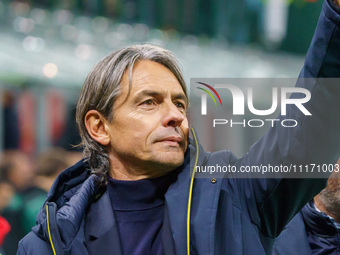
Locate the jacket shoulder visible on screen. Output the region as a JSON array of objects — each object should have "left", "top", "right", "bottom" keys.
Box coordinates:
[{"left": 17, "top": 232, "right": 53, "bottom": 255}]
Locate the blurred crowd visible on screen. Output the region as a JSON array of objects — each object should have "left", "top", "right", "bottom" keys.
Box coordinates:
[
  {"left": 0, "top": 147, "right": 82, "bottom": 255},
  {"left": 0, "top": 72, "right": 82, "bottom": 255}
]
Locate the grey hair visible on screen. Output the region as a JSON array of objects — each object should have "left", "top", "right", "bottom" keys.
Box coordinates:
[{"left": 76, "top": 44, "right": 187, "bottom": 187}]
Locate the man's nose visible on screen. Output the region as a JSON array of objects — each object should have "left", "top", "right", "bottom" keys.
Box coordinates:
[{"left": 161, "top": 102, "right": 185, "bottom": 127}]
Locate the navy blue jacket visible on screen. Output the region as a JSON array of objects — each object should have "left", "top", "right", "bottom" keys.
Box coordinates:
[
  {"left": 272, "top": 201, "right": 340, "bottom": 254},
  {"left": 17, "top": 1, "right": 340, "bottom": 254}
]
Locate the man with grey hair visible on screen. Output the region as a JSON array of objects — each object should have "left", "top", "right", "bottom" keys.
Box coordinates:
[
  {"left": 76, "top": 45, "right": 188, "bottom": 188},
  {"left": 18, "top": 0, "right": 340, "bottom": 254}
]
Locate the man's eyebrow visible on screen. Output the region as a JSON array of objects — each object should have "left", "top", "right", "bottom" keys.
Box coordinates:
[
  {"left": 172, "top": 93, "right": 188, "bottom": 105},
  {"left": 134, "top": 90, "right": 188, "bottom": 104},
  {"left": 134, "top": 90, "right": 162, "bottom": 101}
]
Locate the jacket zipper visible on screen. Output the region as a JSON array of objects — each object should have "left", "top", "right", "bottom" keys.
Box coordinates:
[
  {"left": 46, "top": 203, "right": 57, "bottom": 255},
  {"left": 187, "top": 127, "right": 199, "bottom": 255},
  {"left": 46, "top": 202, "right": 64, "bottom": 255}
]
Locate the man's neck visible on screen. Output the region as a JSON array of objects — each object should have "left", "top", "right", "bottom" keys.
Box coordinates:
[{"left": 109, "top": 169, "right": 152, "bottom": 181}]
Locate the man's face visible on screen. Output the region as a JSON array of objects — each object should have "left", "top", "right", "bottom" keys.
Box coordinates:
[
  {"left": 317, "top": 158, "right": 340, "bottom": 217},
  {"left": 321, "top": 176, "right": 340, "bottom": 204},
  {"left": 106, "top": 60, "right": 189, "bottom": 178}
]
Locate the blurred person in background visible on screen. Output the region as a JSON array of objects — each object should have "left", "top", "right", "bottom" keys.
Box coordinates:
[
  {"left": 0, "top": 180, "right": 15, "bottom": 215},
  {"left": 17, "top": 0, "right": 340, "bottom": 254},
  {"left": 1, "top": 150, "right": 34, "bottom": 194},
  {"left": 20, "top": 147, "right": 82, "bottom": 234},
  {"left": 1, "top": 150, "right": 34, "bottom": 255},
  {"left": 2, "top": 90, "right": 19, "bottom": 150},
  {"left": 20, "top": 147, "right": 70, "bottom": 234},
  {"left": 1, "top": 148, "right": 80, "bottom": 255},
  {"left": 273, "top": 158, "right": 340, "bottom": 254},
  {"left": 0, "top": 179, "right": 14, "bottom": 255}
]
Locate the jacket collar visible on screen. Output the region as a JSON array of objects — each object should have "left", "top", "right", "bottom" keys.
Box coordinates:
[{"left": 301, "top": 200, "right": 338, "bottom": 236}]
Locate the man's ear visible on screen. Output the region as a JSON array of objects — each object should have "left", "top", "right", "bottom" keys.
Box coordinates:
[{"left": 84, "top": 110, "right": 110, "bottom": 146}]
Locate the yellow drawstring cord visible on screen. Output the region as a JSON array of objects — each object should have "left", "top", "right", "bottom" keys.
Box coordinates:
[
  {"left": 187, "top": 127, "right": 199, "bottom": 255},
  {"left": 46, "top": 203, "right": 57, "bottom": 255}
]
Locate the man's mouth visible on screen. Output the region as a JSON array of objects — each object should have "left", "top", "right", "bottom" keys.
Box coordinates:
[{"left": 158, "top": 136, "right": 182, "bottom": 146}]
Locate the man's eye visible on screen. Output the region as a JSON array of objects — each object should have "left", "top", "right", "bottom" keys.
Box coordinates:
[
  {"left": 141, "top": 99, "right": 155, "bottom": 106},
  {"left": 175, "top": 102, "right": 186, "bottom": 110}
]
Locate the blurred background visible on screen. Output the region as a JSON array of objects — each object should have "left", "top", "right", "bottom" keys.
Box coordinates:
[{"left": 0, "top": 0, "right": 323, "bottom": 253}]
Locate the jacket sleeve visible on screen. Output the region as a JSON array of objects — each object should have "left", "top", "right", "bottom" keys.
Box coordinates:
[{"left": 234, "top": 0, "right": 340, "bottom": 238}]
